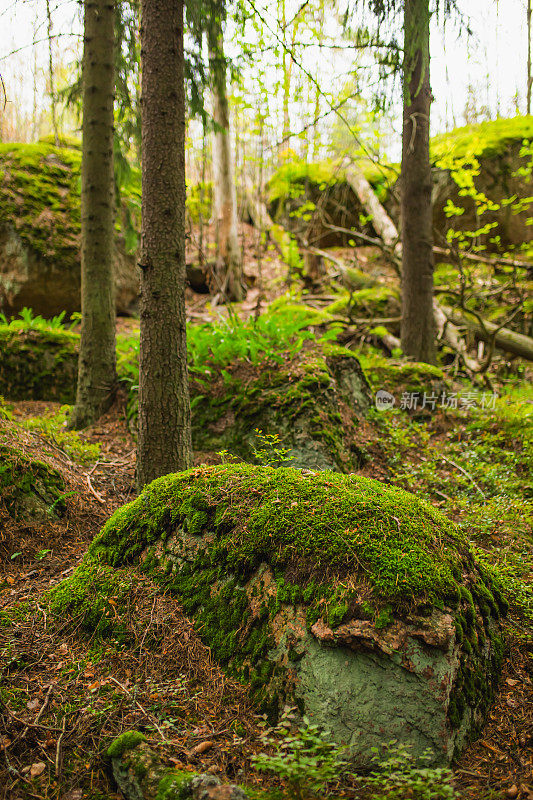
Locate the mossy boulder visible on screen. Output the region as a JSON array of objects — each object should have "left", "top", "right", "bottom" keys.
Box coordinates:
[
  {"left": 0, "top": 328, "right": 78, "bottom": 402},
  {"left": 187, "top": 345, "right": 372, "bottom": 471},
  {"left": 266, "top": 159, "right": 396, "bottom": 248},
  {"left": 430, "top": 117, "right": 533, "bottom": 251},
  {"left": 51, "top": 464, "right": 506, "bottom": 765},
  {"left": 0, "top": 143, "right": 139, "bottom": 316},
  {"left": 0, "top": 443, "right": 66, "bottom": 522}
]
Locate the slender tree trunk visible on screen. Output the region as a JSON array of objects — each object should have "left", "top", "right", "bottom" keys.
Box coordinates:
[
  {"left": 70, "top": 0, "right": 117, "bottom": 429},
  {"left": 136, "top": 0, "right": 192, "bottom": 490},
  {"left": 400, "top": 0, "right": 436, "bottom": 364},
  {"left": 526, "top": 0, "right": 533, "bottom": 114},
  {"left": 208, "top": 18, "right": 243, "bottom": 302},
  {"left": 46, "top": 0, "right": 59, "bottom": 145}
]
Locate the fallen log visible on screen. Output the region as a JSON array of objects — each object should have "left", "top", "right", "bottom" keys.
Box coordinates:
[{"left": 441, "top": 306, "right": 533, "bottom": 362}]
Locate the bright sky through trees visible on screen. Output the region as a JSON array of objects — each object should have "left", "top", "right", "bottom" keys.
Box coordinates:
[{"left": 0, "top": 0, "right": 529, "bottom": 147}]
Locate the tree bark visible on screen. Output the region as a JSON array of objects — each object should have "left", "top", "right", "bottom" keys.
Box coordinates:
[
  {"left": 70, "top": 0, "right": 117, "bottom": 429},
  {"left": 526, "top": 0, "right": 533, "bottom": 114},
  {"left": 400, "top": 0, "right": 436, "bottom": 363},
  {"left": 208, "top": 16, "right": 243, "bottom": 302},
  {"left": 136, "top": 0, "right": 192, "bottom": 490}
]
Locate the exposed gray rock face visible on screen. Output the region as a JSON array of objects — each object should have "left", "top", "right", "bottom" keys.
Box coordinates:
[{"left": 0, "top": 225, "right": 138, "bottom": 317}]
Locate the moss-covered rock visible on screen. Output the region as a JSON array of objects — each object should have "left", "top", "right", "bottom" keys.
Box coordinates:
[
  {"left": 0, "top": 328, "right": 78, "bottom": 402},
  {"left": 0, "top": 443, "right": 66, "bottom": 521},
  {"left": 50, "top": 464, "right": 506, "bottom": 765},
  {"left": 108, "top": 736, "right": 248, "bottom": 800},
  {"left": 270, "top": 118, "right": 533, "bottom": 253},
  {"left": 0, "top": 143, "right": 139, "bottom": 316},
  {"left": 188, "top": 346, "right": 371, "bottom": 471},
  {"left": 266, "top": 158, "right": 397, "bottom": 249},
  {"left": 430, "top": 117, "right": 533, "bottom": 252}
]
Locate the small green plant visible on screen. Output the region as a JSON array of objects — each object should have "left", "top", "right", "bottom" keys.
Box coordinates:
[
  {"left": 251, "top": 707, "right": 347, "bottom": 800},
  {"left": 35, "top": 549, "right": 52, "bottom": 561},
  {"left": 0, "top": 307, "right": 79, "bottom": 333},
  {"left": 364, "top": 740, "right": 457, "bottom": 799},
  {"left": 251, "top": 430, "right": 294, "bottom": 467}
]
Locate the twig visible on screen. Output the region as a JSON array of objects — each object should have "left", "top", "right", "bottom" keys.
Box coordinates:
[
  {"left": 85, "top": 474, "right": 105, "bottom": 504},
  {"left": 55, "top": 716, "right": 66, "bottom": 777},
  {"left": 21, "top": 684, "right": 53, "bottom": 739},
  {"left": 108, "top": 676, "right": 168, "bottom": 741},
  {"left": 441, "top": 455, "right": 486, "bottom": 498}
]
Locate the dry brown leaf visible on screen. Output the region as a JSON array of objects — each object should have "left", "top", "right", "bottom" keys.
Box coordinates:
[{"left": 30, "top": 762, "right": 46, "bottom": 778}]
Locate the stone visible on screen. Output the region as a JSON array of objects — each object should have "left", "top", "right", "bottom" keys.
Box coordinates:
[
  {"left": 52, "top": 464, "right": 507, "bottom": 766},
  {"left": 0, "top": 143, "right": 138, "bottom": 318}
]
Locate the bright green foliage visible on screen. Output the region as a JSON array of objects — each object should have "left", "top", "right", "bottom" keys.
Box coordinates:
[
  {"left": 365, "top": 741, "right": 457, "bottom": 799},
  {"left": 252, "top": 708, "right": 348, "bottom": 800}
]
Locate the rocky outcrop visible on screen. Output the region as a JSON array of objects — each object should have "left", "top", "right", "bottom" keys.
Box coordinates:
[
  {"left": 0, "top": 143, "right": 139, "bottom": 317},
  {"left": 0, "top": 443, "right": 66, "bottom": 523},
  {"left": 51, "top": 464, "right": 507, "bottom": 766}
]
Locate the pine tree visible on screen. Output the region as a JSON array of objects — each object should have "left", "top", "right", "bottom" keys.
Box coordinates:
[
  {"left": 400, "top": 0, "right": 436, "bottom": 363},
  {"left": 136, "top": 0, "right": 192, "bottom": 489},
  {"left": 70, "top": 0, "right": 117, "bottom": 429}
]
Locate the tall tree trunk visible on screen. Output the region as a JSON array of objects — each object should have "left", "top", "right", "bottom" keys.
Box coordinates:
[
  {"left": 400, "top": 0, "right": 436, "bottom": 364},
  {"left": 136, "top": 0, "right": 192, "bottom": 490},
  {"left": 526, "top": 0, "right": 533, "bottom": 114},
  {"left": 208, "top": 17, "right": 243, "bottom": 302},
  {"left": 70, "top": 0, "right": 117, "bottom": 429},
  {"left": 46, "top": 0, "right": 59, "bottom": 145}
]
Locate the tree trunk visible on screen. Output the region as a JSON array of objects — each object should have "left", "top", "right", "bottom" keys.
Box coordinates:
[
  {"left": 400, "top": 0, "right": 436, "bottom": 363},
  {"left": 208, "top": 16, "right": 243, "bottom": 302},
  {"left": 526, "top": 0, "right": 533, "bottom": 114},
  {"left": 136, "top": 0, "right": 192, "bottom": 490},
  {"left": 70, "top": 0, "right": 117, "bottom": 429}
]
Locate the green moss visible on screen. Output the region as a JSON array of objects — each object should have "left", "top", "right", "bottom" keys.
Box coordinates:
[
  {"left": 107, "top": 730, "right": 147, "bottom": 759},
  {"left": 359, "top": 353, "right": 445, "bottom": 397},
  {"left": 267, "top": 158, "right": 396, "bottom": 205},
  {"left": 0, "top": 443, "right": 66, "bottom": 520},
  {"left": 325, "top": 286, "right": 400, "bottom": 318},
  {"left": 154, "top": 769, "right": 199, "bottom": 800},
  {"left": 431, "top": 115, "right": 533, "bottom": 164},
  {"left": 0, "top": 327, "right": 78, "bottom": 403},
  {"left": 51, "top": 464, "right": 504, "bottom": 720}
]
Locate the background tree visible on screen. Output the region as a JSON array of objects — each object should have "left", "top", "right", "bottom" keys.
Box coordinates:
[
  {"left": 70, "top": 0, "right": 117, "bottom": 429},
  {"left": 208, "top": 9, "right": 244, "bottom": 302},
  {"left": 400, "top": 0, "right": 436, "bottom": 362},
  {"left": 136, "top": 0, "right": 192, "bottom": 489}
]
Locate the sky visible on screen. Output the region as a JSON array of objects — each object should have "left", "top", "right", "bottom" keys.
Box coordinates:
[{"left": 0, "top": 0, "right": 530, "bottom": 145}]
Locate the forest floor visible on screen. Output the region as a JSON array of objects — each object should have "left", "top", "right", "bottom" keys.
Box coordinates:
[
  {"left": 0, "top": 232, "right": 532, "bottom": 800},
  {"left": 0, "top": 387, "right": 531, "bottom": 800}
]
